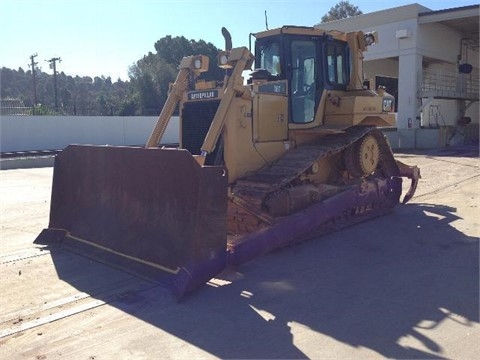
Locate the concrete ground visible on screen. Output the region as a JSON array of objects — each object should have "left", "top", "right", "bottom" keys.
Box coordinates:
[{"left": 0, "top": 146, "right": 479, "bottom": 359}]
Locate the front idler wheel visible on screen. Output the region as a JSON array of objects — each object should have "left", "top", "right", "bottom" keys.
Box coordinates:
[{"left": 345, "top": 134, "right": 380, "bottom": 178}]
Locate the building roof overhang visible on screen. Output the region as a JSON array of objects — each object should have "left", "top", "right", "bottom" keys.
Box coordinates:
[{"left": 419, "top": 5, "right": 479, "bottom": 50}]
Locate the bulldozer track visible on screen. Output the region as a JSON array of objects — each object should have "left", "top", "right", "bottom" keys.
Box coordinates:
[
  {"left": 227, "top": 126, "right": 401, "bottom": 235},
  {"left": 232, "top": 126, "right": 399, "bottom": 203}
]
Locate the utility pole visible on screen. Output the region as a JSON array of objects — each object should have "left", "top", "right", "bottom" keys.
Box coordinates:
[
  {"left": 47, "top": 57, "right": 61, "bottom": 111},
  {"left": 29, "top": 54, "right": 38, "bottom": 110}
]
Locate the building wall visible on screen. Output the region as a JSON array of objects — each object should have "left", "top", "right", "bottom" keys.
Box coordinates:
[
  {"left": 316, "top": 4, "right": 430, "bottom": 33},
  {"left": 364, "top": 59, "right": 398, "bottom": 82},
  {"left": 0, "top": 116, "right": 179, "bottom": 153},
  {"left": 367, "top": 19, "right": 419, "bottom": 61},
  {"left": 418, "top": 23, "right": 466, "bottom": 64}
]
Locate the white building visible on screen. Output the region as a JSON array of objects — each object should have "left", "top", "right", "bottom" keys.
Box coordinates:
[{"left": 318, "top": 3, "right": 479, "bottom": 148}]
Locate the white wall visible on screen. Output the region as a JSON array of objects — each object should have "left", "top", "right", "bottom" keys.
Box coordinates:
[
  {"left": 364, "top": 59, "right": 398, "bottom": 80},
  {"left": 363, "top": 19, "right": 419, "bottom": 61},
  {"left": 418, "top": 23, "right": 464, "bottom": 64},
  {"left": 0, "top": 116, "right": 179, "bottom": 152},
  {"left": 317, "top": 4, "right": 430, "bottom": 34}
]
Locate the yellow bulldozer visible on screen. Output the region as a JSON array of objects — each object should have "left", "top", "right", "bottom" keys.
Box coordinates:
[{"left": 36, "top": 26, "right": 420, "bottom": 298}]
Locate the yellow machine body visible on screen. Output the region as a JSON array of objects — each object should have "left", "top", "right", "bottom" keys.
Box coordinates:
[{"left": 36, "top": 26, "right": 419, "bottom": 298}]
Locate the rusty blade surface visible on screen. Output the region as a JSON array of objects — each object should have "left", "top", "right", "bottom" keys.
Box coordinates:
[{"left": 36, "top": 145, "right": 228, "bottom": 296}]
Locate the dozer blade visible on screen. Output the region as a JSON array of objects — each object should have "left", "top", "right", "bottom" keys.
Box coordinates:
[{"left": 35, "top": 145, "right": 228, "bottom": 298}]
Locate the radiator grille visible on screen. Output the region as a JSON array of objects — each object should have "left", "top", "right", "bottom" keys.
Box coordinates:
[{"left": 181, "top": 100, "right": 222, "bottom": 165}]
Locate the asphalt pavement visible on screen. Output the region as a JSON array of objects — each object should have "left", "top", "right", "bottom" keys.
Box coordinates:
[{"left": 0, "top": 146, "right": 478, "bottom": 359}]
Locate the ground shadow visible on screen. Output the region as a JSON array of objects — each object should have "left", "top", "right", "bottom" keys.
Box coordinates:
[{"left": 45, "top": 202, "right": 479, "bottom": 358}]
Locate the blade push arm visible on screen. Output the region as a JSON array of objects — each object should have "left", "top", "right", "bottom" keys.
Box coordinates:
[
  {"left": 195, "top": 47, "right": 254, "bottom": 165},
  {"left": 146, "top": 55, "right": 209, "bottom": 148}
]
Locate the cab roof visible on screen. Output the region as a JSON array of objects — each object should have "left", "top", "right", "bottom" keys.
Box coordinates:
[{"left": 253, "top": 25, "right": 347, "bottom": 41}]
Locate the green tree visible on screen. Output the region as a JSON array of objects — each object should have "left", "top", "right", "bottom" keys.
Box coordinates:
[
  {"left": 320, "top": 0, "right": 363, "bottom": 23},
  {"left": 153, "top": 35, "right": 222, "bottom": 81},
  {"left": 129, "top": 52, "right": 177, "bottom": 114},
  {"left": 1, "top": 66, "right": 131, "bottom": 115},
  {"left": 129, "top": 35, "right": 224, "bottom": 114}
]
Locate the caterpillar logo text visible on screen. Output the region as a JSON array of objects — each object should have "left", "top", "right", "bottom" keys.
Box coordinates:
[{"left": 188, "top": 90, "right": 218, "bottom": 100}]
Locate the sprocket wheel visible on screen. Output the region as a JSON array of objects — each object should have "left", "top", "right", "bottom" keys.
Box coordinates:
[{"left": 345, "top": 134, "right": 380, "bottom": 178}]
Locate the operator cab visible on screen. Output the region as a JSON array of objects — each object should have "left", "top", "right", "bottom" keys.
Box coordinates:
[{"left": 252, "top": 26, "right": 351, "bottom": 124}]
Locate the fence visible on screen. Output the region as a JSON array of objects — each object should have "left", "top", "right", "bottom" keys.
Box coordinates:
[
  {"left": 421, "top": 67, "right": 479, "bottom": 100},
  {"left": 0, "top": 115, "right": 179, "bottom": 153},
  {"left": 0, "top": 106, "right": 163, "bottom": 117}
]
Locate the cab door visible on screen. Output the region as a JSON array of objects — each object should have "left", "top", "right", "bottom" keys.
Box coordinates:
[
  {"left": 289, "top": 39, "right": 318, "bottom": 124},
  {"left": 252, "top": 40, "right": 289, "bottom": 143},
  {"left": 253, "top": 80, "right": 289, "bottom": 142}
]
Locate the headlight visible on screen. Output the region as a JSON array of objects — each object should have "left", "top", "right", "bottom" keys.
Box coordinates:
[
  {"left": 364, "top": 31, "right": 377, "bottom": 46},
  {"left": 194, "top": 59, "right": 202, "bottom": 69},
  {"left": 382, "top": 98, "right": 393, "bottom": 112},
  {"left": 219, "top": 54, "right": 228, "bottom": 65},
  {"left": 217, "top": 51, "right": 232, "bottom": 69}
]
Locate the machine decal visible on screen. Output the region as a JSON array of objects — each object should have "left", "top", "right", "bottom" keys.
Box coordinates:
[
  {"left": 258, "top": 81, "right": 287, "bottom": 95},
  {"left": 188, "top": 90, "right": 219, "bottom": 100}
]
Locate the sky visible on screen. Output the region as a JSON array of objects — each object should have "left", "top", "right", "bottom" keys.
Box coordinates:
[{"left": 1, "top": 0, "right": 477, "bottom": 81}]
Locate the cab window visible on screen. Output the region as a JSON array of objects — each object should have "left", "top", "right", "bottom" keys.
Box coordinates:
[
  {"left": 259, "top": 42, "right": 281, "bottom": 76},
  {"left": 326, "top": 42, "right": 349, "bottom": 87}
]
